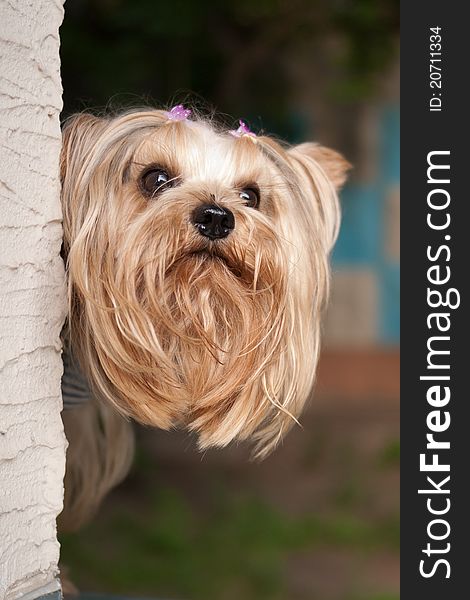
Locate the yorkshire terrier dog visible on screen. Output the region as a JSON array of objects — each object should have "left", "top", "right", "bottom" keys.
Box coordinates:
[{"left": 59, "top": 105, "right": 349, "bottom": 530}]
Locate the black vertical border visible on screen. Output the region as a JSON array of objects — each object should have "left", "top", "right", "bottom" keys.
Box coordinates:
[{"left": 401, "top": 3, "right": 468, "bottom": 599}]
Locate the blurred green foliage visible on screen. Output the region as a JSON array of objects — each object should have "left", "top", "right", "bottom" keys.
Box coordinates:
[
  {"left": 61, "top": 415, "right": 401, "bottom": 599},
  {"left": 61, "top": 485, "right": 399, "bottom": 599},
  {"left": 61, "top": 0, "right": 398, "bottom": 136},
  {"left": 377, "top": 439, "right": 400, "bottom": 468}
]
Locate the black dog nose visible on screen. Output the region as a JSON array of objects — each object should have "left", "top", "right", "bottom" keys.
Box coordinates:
[{"left": 192, "top": 204, "right": 235, "bottom": 240}]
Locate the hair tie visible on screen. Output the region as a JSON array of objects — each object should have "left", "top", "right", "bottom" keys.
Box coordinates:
[
  {"left": 229, "top": 120, "right": 257, "bottom": 138},
  {"left": 165, "top": 105, "right": 192, "bottom": 121}
]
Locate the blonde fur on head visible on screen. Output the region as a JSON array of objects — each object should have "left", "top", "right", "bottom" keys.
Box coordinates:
[{"left": 61, "top": 108, "right": 348, "bottom": 474}]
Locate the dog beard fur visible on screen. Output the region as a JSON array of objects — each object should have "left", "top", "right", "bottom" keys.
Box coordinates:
[{"left": 60, "top": 109, "right": 349, "bottom": 526}]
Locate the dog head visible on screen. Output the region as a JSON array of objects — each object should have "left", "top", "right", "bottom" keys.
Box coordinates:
[{"left": 60, "top": 108, "right": 349, "bottom": 457}]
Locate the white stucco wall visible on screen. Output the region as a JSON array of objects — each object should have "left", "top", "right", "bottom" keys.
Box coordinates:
[{"left": 0, "top": 1, "right": 66, "bottom": 598}]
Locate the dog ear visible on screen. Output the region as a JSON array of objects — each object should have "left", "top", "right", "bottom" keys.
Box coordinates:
[
  {"left": 289, "top": 142, "right": 351, "bottom": 190},
  {"left": 60, "top": 113, "right": 106, "bottom": 182},
  {"left": 286, "top": 142, "right": 349, "bottom": 252},
  {"left": 60, "top": 114, "right": 108, "bottom": 256}
]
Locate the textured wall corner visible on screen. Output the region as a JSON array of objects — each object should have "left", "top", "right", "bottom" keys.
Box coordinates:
[{"left": 0, "top": 1, "right": 66, "bottom": 598}]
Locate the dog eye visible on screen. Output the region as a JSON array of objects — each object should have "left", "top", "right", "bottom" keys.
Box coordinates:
[
  {"left": 140, "top": 168, "right": 173, "bottom": 196},
  {"left": 239, "top": 187, "right": 260, "bottom": 209}
]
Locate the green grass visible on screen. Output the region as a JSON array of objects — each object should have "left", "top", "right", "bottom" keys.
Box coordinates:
[
  {"left": 377, "top": 440, "right": 400, "bottom": 468},
  {"left": 61, "top": 486, "right": 399, "bottom": 600}
]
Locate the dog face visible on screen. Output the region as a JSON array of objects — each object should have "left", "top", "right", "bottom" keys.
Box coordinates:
[{"left": 60, "top": 109, "right": 348, "bottom": 457}]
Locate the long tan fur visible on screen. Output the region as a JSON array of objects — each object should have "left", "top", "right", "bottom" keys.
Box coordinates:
[
  {"left": 60, "top": 108, "right": 349, "bottom": 525},
  {"left": 60, "top": 398, "right": 134, "bottom": 531}
]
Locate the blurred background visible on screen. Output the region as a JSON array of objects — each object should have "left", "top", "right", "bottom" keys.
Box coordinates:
[{"left": 59, "top": 1, "right": 400, "bottom": 599}]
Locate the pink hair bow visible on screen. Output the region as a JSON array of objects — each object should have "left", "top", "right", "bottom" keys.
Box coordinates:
[
  {"left": 229, "top": 120, "right": 257, "bottom": 138},
  {"left": 165, "top": 105, "right": 192, "bottom": 121}
]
